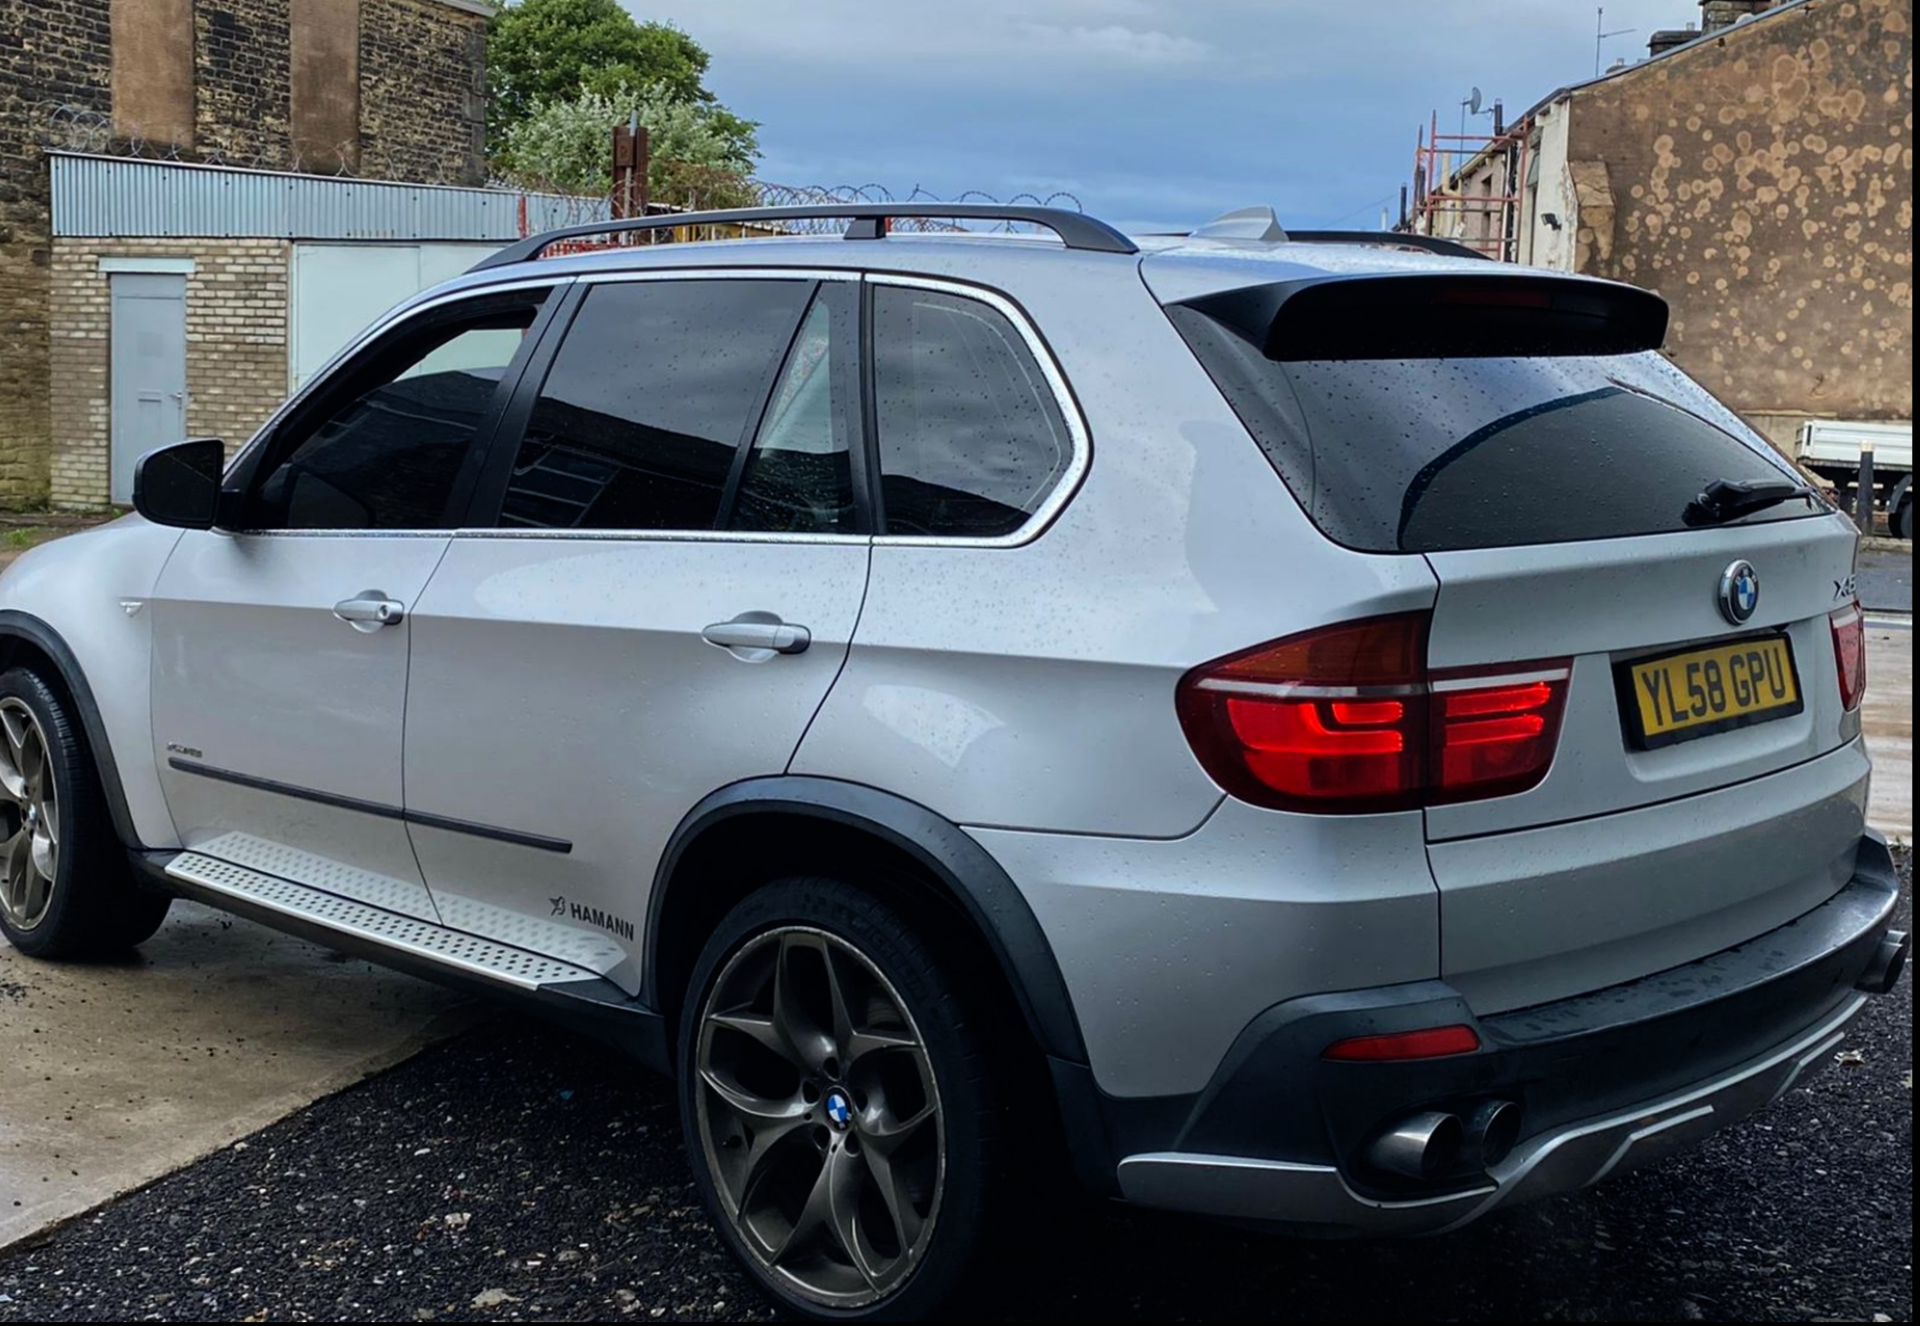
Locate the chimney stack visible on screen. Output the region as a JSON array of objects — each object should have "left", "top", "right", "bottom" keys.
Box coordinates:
[
  {"left": 1649, "top": 22, "right": 1699, "bottom": 57},
  {"left": 1700, "top": 0, "right": 1777, "bottom": 35}
]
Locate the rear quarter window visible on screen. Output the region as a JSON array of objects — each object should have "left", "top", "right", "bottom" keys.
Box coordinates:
[{"left": 1167, "top": 302, "right": 1811, "bottom": 553}]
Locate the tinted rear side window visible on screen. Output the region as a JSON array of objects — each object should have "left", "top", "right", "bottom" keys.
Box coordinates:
[
  {"left": 500, "top": 279, "right": 811, "bottom": 531},
  {"left": 872, "top": 285, "right": 1072, "bottom": 538},
  {"left": 1168, "top": 302, "right": 1809, "bottom": 553}
]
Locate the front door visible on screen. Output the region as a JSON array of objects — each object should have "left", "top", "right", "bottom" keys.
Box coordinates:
[
  {"left": 150, "top": 283, "right": 558, "bottom": 920},
  {"left": 402, "top": 275, "right": 871, "bottom": 991},
  {"left": 110, "top": 273, "right": 187, "bottom": 503}
]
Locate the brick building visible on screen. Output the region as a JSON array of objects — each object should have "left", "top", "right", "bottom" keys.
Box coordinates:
[
  {"left": 0, "top": 0, "right": 495, "bottom": 506},
  {"left": 1413, "top": 0, "right": 1912, "bottom": 455}
]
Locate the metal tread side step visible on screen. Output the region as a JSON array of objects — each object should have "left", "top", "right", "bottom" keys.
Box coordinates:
[{"left": 165, "top": 851, "right": 599, "bottom": 991}]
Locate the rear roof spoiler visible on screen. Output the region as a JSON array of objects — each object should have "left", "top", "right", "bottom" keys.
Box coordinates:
[{"left": 1176, "top": 272, "right": 1670, "bottom": 360}]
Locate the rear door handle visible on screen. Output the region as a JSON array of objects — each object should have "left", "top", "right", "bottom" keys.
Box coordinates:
[
  {"left": 334, "top": 592, "right": 406, "bottom": 632},
  {"left": 702, "top": 616, "right": 811, "bottom": 657}
]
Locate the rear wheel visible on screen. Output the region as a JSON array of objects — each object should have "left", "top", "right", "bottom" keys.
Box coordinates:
[
  {"left": 678, "top": 878, "right": 1007, "bottom": 1320},
  {"left": 1891, "top": 476, "right": 1912, "bottom": 540},
  {"left": 0, "top": 668, "right": 169, "bottom": 957}
]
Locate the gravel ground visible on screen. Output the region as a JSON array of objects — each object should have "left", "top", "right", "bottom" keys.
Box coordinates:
[{"left": 1, "top": 852, "right": 1909, "bottom": 1323}]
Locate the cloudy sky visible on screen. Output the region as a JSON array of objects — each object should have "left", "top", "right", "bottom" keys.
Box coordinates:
[{"left": 636, "top": 0, "right": 1695, "bottom": 233}]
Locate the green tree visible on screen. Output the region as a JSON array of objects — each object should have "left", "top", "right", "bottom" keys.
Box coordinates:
[
  {"left": 487, "top": 0, "right": 723, "bottom": 152},
  {"left": 495, "top": 83, "right": 760, "bottom": 209}
]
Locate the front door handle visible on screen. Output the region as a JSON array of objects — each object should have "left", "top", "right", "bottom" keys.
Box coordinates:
[
  {"left": 702, "top": 616, "right": 811, "bottom": 657},
  {"left": 334, "top": 592, "right": 406, "bottom": 632}
]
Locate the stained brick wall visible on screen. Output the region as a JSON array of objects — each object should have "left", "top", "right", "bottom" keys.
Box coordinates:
[
  {"left": 359, "top": 0, "right": 487, "bottom": 186},
  {"left": 0, "top": 0, "right": 113, "bottom": 504},
  {"left": 1567, "top": 0, "right": 1913, "bottom": 444},
  {"left": 48, "top": 237, "right": 288, "bottom": 508}
]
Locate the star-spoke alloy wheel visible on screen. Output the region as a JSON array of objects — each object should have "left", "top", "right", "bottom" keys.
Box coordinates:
[
  {"left": 695, "top": 925, "right": 945, "bottom": 1311},
  {"left": 0, "top": 695, "right": 60, "bottom": 933},
  {"left": 0, "top": 667, "right": 169, "bottom": 958}
]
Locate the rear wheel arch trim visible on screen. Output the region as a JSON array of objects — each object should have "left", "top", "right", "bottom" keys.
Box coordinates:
[
  {"left": 0, "top": 610, "right": 142, "bottom": 850},
  {"left": 645, "top": 775, "right": 1090, "bottom": 1064}
]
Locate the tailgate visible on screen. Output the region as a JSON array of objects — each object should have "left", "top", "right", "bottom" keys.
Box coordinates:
[{"left": 1423, "top": 514, "right": 1863, "bottom": 839}]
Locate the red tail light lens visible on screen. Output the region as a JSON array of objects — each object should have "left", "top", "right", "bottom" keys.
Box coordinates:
[
  {"left": 1830, "top": 601, "right": 1867, "bottom": 712},
  {"left": 1176, "top": 612, "right": 1570, "bottom": 814},
  {"left": 1431, "top": 668, "right": 1571, "bottom": 803}
]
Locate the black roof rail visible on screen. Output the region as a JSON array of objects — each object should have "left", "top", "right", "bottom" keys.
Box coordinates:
[
  {"left": 1285, "top": 230, "right": 1494, "bottom": 261},
  {"left": 468, "top": 203, "right": 1138, "bottom": 273}
]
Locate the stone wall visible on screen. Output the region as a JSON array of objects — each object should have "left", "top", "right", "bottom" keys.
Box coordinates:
[
  {"left": 195, "top": 0, "right": 293, "bottom": 167},
  {"left": 1567, "top": 0, "right": 1913, "bottom": 443},
  {"left": 48, "top": 237, "right": 288, "bottom": 509},
  {"left": 359, "top": 0, "right": 487, "bottom": 186},
  {"left": 0, "top": 0, "right": 113, "bottom": 504}
]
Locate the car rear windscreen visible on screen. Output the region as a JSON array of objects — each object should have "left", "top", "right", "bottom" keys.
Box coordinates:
[{"left": 1167, "top": 300, "right": 1815, "bottom": 553}]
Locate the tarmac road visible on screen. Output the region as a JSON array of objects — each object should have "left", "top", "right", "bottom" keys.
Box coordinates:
[{"left": 0, "top": 854, "right": 1908, "bottom": 1324}]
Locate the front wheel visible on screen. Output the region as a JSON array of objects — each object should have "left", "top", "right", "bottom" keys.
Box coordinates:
[
  {"left": 0, "top": 667, "right": 170, "bottom": 957},
  {"left": 678, "top": 879, "right": 1009, "bottom": 1320}
]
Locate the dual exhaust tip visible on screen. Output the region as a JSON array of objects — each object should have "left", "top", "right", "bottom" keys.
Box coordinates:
[
  {"left": 1857, "top": 930, "right": 1909, "bottom": 995},
  {"left": 1367, "top": 1099, "right": 1521, "bottom": 1181}
]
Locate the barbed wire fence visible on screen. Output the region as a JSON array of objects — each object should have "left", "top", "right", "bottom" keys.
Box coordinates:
[{"left": 39, "top": 101, "right": 1089, "bottom": 243}]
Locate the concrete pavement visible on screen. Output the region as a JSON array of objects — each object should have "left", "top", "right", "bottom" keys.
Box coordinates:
[
  {"left": 1864, "top": 616, "right": 1911, "bottom": 842},
  {"left": 0, "top": 901, "right": 480, "bottom": 1250}
]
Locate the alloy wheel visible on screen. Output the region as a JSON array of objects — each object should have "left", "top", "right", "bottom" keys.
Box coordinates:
[
  {"left": 0, "top": 697, "right": 60, "bottom": 932},
  {"left": 694, "top": 925, "right": 944, "bottom": 1310}
]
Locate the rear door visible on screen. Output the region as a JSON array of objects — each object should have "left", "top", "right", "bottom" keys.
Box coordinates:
[{"left": 401, "top": 273, "right": 871, "bottom": 990}]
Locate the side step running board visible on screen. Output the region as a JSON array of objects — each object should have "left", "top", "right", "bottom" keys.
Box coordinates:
[
  {"left": 166, "top": 851, "right": 597, "bottom": 988},
  {"left": 154, "top": 850, "right": 671, "bottom": 1071}
]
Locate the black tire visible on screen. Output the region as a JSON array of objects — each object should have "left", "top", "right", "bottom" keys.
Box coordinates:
[
  {"left": 677, "top": 878, "right": 1010, "bottom": 1321},
  {"left": 1891, "top": 477, "right": 1913, "bottom": 540},
  {"left": 0, "top": 666, "right": 170, "bottom": 958}
]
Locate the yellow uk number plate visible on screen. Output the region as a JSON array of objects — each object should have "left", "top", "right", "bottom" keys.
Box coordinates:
[{"left": 1620, "top": 634, "right": 1803, "bottom": 749}]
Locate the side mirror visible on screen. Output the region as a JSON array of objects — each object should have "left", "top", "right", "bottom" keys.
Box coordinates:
[{"left": 133, "top": 438, "right": 226, "bottom": 530}]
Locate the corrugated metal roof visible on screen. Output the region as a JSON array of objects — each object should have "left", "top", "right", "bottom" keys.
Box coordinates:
[{"left": 50, "top": 152, "right": 609, "bottom": 241}]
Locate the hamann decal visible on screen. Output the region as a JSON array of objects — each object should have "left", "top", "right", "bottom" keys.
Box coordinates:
[{"left": 568, "top": 901, "right": 635, "bottom": 942}]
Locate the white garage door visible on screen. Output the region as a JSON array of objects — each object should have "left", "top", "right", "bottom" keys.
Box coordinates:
[{"left": 290, "top": 242, "right": 504, "bottom": 390}]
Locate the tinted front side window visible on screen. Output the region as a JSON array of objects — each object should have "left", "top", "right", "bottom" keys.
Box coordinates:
[
  {"left": 501, "top": 279, "right": 812, "bottom": 531},
  {"left": 1169, "top": 302, "right": 1810, "bottom": 553},
  {"left": 872, "top": 286, "right": 1071, "bottom": 538},
  {"left": 246, "top": 291, "right": 545, "bottom": 530}
]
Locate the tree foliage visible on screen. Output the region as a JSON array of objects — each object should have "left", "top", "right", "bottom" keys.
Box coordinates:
[
  {"left": 494, "top": 83, "right": 761, "bottom": 209},
  {"left": 486, "top": 0, "right": 754, "bottom": 175}
]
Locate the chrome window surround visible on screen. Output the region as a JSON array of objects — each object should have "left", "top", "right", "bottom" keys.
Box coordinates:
[{"left": 217, "top": 267, "right": 1091, "bottom": 549}]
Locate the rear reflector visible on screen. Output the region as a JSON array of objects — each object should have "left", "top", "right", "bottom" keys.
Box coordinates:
[
  {"left": 1323, "top": 1024, "right": 1482, "bottom": 1062},
  {"left": 1176, "top": 612, "right": 1570, "bottom": 814},
  {"left": 1830, "top": 601, "right": 1867, "bottom": 712}
]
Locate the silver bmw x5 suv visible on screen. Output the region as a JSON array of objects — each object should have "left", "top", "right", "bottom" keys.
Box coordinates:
[{"left": 0, "top": 203, "right": 1905, "bottom": 1320}]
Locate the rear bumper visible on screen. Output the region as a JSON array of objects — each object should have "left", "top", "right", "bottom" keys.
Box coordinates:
[{"left": 1109, "top": 832, "right": 1904, "bottom": 1236}]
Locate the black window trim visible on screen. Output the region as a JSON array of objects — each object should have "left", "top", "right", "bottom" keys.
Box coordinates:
[
  {"left": 217, "top": 277, "right": 571, "bottom": 537},
  {"left": 458, "top": 267, "right": 879, "bottom": 545}
]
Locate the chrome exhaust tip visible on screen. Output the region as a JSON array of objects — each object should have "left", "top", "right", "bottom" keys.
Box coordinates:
[
  {"left": 1365, "top": 1110, "right": 1463, "bottom": 1180},
  {"left": 1857, "top": 930, "right": 1909, "bottom": 994},
  {"left": 1465, "top": 1098, "right": 1523, "bottom": 1169}
]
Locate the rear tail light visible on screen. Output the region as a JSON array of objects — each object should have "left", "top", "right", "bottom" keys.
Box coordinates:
[
  {"left": 1830, "top": 601, "right": 1867, "bottom": 712},
  {"left": 1176, "top": 612, "right": 1570, "bottom": 814}
]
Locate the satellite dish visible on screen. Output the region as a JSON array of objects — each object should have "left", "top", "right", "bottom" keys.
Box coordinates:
[{"left": 1467, "top": 87, "right": 1484, "bottom": 114}]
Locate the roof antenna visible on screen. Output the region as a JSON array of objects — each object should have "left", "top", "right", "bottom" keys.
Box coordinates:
[{"left": 1190, "top": 205, "right": 1289, "bottom": 244}]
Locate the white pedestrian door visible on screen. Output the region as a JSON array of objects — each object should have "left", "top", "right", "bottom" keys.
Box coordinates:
[{"left": 109, "top": 273, "right": 187, "bottom": 504}]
